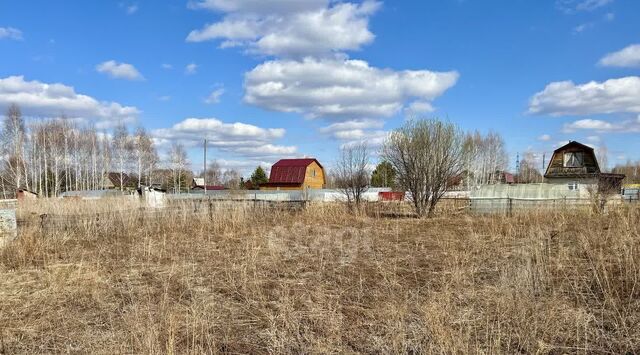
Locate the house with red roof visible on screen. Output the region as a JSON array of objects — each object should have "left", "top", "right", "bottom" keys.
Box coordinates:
[{"left": 260, "top": 158, "right": 326, "bottom": 190}]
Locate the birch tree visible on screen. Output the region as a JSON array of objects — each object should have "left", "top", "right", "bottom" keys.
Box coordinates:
[
  {"left": 168, "top": 143, "right": 189, "bottom": 193},
  {"left": 1, "top": 104, "right": 27, "bottom": 192},
  {"left": 465, "top": 130, "right": 508, "bottom": 188},
  {"left": 112, "top": 123, "right": 133, "bottom": 190}
]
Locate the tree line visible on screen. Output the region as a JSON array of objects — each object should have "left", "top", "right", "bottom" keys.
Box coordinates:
[
  {"left": 333, "top": 119, "right": 519, "bottom": 217},
  {"left": 0, "top": 104, "right": 249, "bottom": 197}
]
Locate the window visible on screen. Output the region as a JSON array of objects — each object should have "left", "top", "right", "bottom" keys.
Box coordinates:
[
  {"left": 311, "top": 169, "right": 316, "bottom": 177},
  {"left": 568, "top": 182, "right": 578, "bottom": 191},
  {"left": 563, "top": 152, "right": 584, "bottom": 168}
]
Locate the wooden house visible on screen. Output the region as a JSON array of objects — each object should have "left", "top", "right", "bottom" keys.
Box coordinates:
[
  {"left": 544, "top": 141, "right": 624, "bottom": 193},
  {"left": 103, "top": 172, "right": 132, "bottom": 189},
  {"left": 260, "top": 158, "right": 325, "bottom": 190}
]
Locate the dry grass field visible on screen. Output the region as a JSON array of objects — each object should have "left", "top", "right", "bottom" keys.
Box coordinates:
[{"left": 1, "top": 200, "right": 639, "bottom": 353}]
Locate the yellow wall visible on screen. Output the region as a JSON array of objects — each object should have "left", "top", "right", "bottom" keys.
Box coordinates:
[
  {"left": 261, "top": 161, "right": 325, "bottom": 190},
  {"left": 303, "top": 161, "right": 325, "bottom": 189}
]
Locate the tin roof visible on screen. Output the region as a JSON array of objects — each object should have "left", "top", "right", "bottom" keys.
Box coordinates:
[{"left": 268, "top": 158, "right": 322, "bottom": 184}]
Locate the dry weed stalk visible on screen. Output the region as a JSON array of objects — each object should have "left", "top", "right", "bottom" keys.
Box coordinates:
[{"left": 0, "top": 199, "right": 639, "bottom": 353}]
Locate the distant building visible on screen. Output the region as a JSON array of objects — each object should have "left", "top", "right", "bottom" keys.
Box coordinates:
[
  {"left": 103, "top": 172, "right": 132, "bottom": 189},
  {"left": 16, "top": 189, "right": 38, "bottom": 200},
  {"left": 544, "top": 141, "right": 624, "bottom": 194},
  {"left": 495, "top": 171, "right": 515, "bottom": 184},
  {"left": 260, "top": 158, "right": 326, "bottom": 190},
  {"left": 191, "top": 178, "right": 225, "bottom": 191}
]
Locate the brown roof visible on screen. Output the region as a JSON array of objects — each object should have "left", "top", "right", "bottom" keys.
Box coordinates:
[
  {"left": 106, "top": 172, "right": 131, "bottom": 187},
  {"left": 268, "top": 158, "right": 323, "bottom": 184},
  {"left": 553, "top": 140, "right": 594, "bottom": 153}
]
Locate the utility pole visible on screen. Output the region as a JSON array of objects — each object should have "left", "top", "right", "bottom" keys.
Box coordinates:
[{"left": 203, "top": 138, "right": 207, "bottom": 195}]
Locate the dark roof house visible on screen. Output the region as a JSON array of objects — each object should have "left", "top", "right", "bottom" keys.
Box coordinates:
[
  {"left": 104, "top": 172, "right": 132, "bottom": 189},
  {"left": 544, "top": 140, "right": 624, "bottom": 191}
]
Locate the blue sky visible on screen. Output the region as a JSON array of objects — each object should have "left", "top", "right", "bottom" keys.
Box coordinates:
[{"left": 1, "top": 0, "right": 639, "bottom": 174}]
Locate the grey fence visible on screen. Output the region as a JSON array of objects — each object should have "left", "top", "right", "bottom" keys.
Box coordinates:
[{"left": 468, "top": 196, "right": 638, "bottom": 214}]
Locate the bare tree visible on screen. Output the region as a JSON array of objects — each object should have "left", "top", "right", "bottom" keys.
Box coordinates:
[
  {"left": 133, "top": 127, "right": 157, "bottom": 187},
  {"left": 518, "top": 152, "right": 543, "bottom": 183},
  {"left": 384, "top": 119, "right": 468, "bottom": 218},
  {"left": 596, "top": 142, "right": 609, "bottom": 173},
  {"left": 1, "top": 104, "right": 27, "bottom": 193},
  {"left": 112, "top": 123, "right": 133, "bottom": 190},
  {"left": 587, "top": 176, "right": 621, "bottom": 214},
  {"left": 335, "top": 142, "right": 370, "bottom": 211},
  {"left": 168, "top": 143, "right": 189, "bottom": 193},
  {"left": 465, "top": 130, "right": 508, "bottom": 188},
  {"left": 203, "top": 160, "right": 222, "bottom": 186},
  {"left": 222, "top": 169, "right": 242, "bottom": 189},
  {"left": 613, "top": 160, "right": 640, "bottom": 184}
]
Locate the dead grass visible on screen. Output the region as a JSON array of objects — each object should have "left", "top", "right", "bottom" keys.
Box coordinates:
[{"left": 1, "top": 200, "right": 640, "bottom": 353}]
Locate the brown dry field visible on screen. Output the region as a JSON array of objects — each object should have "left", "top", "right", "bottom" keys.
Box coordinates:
[{"left": 1, "top": 199, "right": 640, "bottom": 354}]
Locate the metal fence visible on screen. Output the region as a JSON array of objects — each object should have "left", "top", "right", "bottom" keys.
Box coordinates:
[{"left": 168, "top": 188, "right": 391, "bottom": 202}]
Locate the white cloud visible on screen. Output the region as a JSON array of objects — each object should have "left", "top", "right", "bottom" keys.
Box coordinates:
[
  {"left": 538, "top": 134, "right": 552, "bottom": 141},
  {"left": 151, "top": 117, "right": 295, "bottom": 158},
  {"left": 319, "top": 119, "right": 388, "bottom": 149},
  {"left": 96, "top": 60, "right": 144, "bottom": 80},
  {"left": 404, "top": 101, "right": 435, "bottom": 116},
  {"left": 213, "top": 158, "right": 275, "bottom": 173},
  {"left": 245, "top": 57, "right": 458, "bottom": 120},
  {"left": 187, "top": 0, "right": 380, "bottom": 57},
  {"left": 188, "top": 0, "right": 327, "bottom": 14},
  {"left": 557, "top": 0, "right": 614, "bottom": 13},
  {"left": 185, "top": 63, "right": 198, "bottom": 75},
  {"left": 562, "top": 116, "right": 640, "bottom": 133},
  {"left": 599, "top": 44, "right": 640, "bottom": 68},
  {"left": 528, "top": 76, "right": 640, "bottom": 116},
  {"left": 0, "top": 27, "right": 23, "bottom": 40},
  {"left": 158, "top": 95, "right": 171, "bottom": 101},
  {"left": 204, "top": 88, "right": 224, "bottom": 104},
  {"left": 573, "top": 23, "right": 593, "bottom": 34},
  {"left": 586, "top": 135, "right": 601, "bottom": 142},
  {"left": 604, "top": 12, "right": 615, "bottom": 21},
  {"left": 126, "top": 4, "right": 138, "bottom": 14},
  {"left": 0, "top": 75, "right": 139, "bottom": 126},
  {"left": 320, "top": 119, "right": 384, "bottom": 134},
  {"left": 231, "top": 144, "right": 297, "bottom": 156},
  {"left": 161, "top": 63, "right": 173, "bottom": 70},
  {"left": 563, "top": 118, "right": 616, "bottom": 131}
]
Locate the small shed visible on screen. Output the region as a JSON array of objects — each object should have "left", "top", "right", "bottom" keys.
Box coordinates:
[
  {"left": 17, "top": 189, "right": 38, "bottom": 200},
  {"left": 139, "top": 186, "right": 166, "bottom": 208}
]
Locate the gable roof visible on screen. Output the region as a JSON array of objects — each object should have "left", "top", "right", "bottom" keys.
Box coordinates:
[
  {"left": 268, "top": 158, "right": 323, "bottom": 184},
  {"left": 553, "top": 140, "right": 594, "bottom": 153},
  {"left": 106, "top": 172, "right": 130, "bottom": 187},
  {"left": 545, "top": 140, "right": 601, "bottom": 178}
]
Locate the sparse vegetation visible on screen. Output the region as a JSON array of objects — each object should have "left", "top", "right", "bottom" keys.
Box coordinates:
[{"left": 1, "top": 199, "right": 639, "bottom": 353}]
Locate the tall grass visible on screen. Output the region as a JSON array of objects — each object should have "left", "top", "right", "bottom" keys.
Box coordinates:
[{"left": 1, "top": 199, "right": 639, "bottom": 353}]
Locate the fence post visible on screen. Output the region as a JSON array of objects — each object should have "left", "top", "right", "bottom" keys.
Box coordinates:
[{"left": 508, "top": 198, "right": 513, "bottom": 217}]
